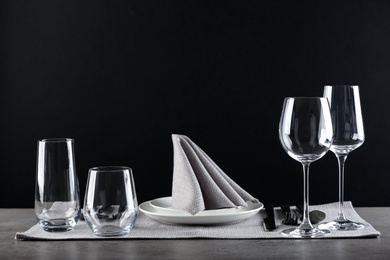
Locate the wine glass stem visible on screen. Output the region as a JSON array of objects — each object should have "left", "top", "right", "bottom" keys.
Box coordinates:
[
  {"left": 301, "top": 162, "right": 313, "bottom": 228},
  {"left": 336, "top": 153, "right": 348, "bottom": 222}
]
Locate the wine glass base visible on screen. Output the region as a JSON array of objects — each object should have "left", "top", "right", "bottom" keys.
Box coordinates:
[
  {"left": 281, "top": 227, "right": 330, "bottom": 238},
  {"left": 318, "top": 220, "right": 365, "bottom": 231}
]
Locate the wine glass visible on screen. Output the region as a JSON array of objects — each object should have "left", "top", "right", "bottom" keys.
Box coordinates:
[
  {"left": 318, "top": 85, "right": 365, "bottom": 231},
  {"left": 279, "top": 97, "right": 333, "bottom": 238}
]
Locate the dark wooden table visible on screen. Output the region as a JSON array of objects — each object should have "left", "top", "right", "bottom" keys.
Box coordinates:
[{"left": 1, "top": 208, "right": 389, "bottom": 259}]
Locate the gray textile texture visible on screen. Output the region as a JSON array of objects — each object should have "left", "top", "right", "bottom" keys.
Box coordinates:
[
  {"left": 171, "top": 134, "right": 258, "bottom": 215},
  {"left": 16, "top": 202, "right": 380, "bottom": 240}
]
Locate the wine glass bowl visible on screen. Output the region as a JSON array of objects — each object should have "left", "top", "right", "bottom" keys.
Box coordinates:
[
  {"left": 319, "top": 85, "right": 365, "bottom": 231},
  {"left": 279, "top": 97, "right": 333, "bottom": 238},
  {"left": 279, "top": 97, "right": 333, "bottom": 164}
]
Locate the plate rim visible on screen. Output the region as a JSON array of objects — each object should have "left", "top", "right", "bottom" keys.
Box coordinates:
[
  {"left": 139, "top": 197, "right": 263, "bottom": 225},
  {"left": 149, "top": 196, "right": 246, "bottom": 215}
]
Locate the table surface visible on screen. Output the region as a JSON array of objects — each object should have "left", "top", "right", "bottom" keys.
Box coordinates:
[{"left": 1, "top": 208, "right": 389, "bottom": 260}]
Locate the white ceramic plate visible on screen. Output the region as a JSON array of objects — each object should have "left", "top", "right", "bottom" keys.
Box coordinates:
[
  {"left": 139, "top": 197, "right": 263, "bottom": 225},
  {"left": 149, "top": 197, "right": 241, "bottom": 215}
]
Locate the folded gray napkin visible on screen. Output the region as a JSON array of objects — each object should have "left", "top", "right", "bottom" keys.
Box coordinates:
[{"left": 171, "top": 134, "right": 259, "bottom": 215}]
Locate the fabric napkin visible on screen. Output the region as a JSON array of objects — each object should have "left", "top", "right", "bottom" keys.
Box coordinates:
[{"left": 171, "top": 134, "right": 258, "bottom": 215}]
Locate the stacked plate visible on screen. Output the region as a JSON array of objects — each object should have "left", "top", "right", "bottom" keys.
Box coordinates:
[{"left": 139, "top": 197, "right": 263, "bottom": 225}]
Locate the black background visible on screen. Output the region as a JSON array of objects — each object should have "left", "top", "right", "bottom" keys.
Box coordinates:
[{"left": 1, "top": 0, "right": 390, "bottom": 208}]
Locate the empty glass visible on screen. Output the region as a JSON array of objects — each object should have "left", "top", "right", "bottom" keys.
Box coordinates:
[
  {"left": 279, "top": 97, "right": 333, "bottom": 238},
  {"left": 84, "top": 166, "right": 139, "bottom": 237},
  {"left": 319, "top": 85, "right": 365, "bottom": 231},
  {"left": 34, "top": 138, "right": 81, "bottom": 232}
]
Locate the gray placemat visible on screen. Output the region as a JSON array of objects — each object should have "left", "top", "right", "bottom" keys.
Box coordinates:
[{"left": 15, "top": 201, "right": 380, "bottom": 240}]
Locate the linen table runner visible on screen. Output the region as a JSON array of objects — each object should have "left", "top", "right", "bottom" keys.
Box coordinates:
[{"left": 16, "top": 201, "right": 380, "bottom": 240}]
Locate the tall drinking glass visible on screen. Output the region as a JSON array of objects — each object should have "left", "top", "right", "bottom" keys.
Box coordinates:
[
  {"left": 34, "top": 138, "right": 80, "bottom": 232},
  {"left": 319, "top": 85, "right": 365, "bottom": 231},
  {"left": 84, "top": 166, "right": 139, "bottom": 237},
  {"left": 279, "top": 97, "right": 333, "bottom": 238}
]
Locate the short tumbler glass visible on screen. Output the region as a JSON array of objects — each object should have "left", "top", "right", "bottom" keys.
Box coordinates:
[
  {"left": 34, "top": 138, "right": 81, "bottom": 232},
  {"left": 83, "top": 166, "right": 139, "bottom": 237}
]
